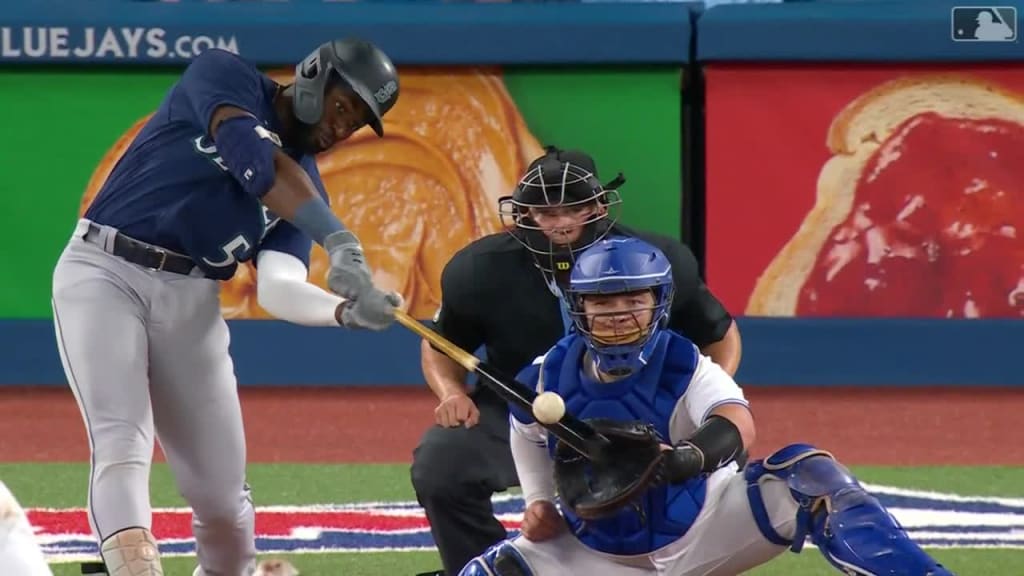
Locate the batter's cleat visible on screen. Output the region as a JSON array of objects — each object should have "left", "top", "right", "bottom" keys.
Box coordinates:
[{"left": 100, "top": 527, "right": 163, "bottom": 575}]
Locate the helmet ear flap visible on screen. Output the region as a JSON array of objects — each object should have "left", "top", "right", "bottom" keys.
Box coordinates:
[
  {"left": 292, "top": 46, "right": 332, "bottom": 126},
  {"left": 657, "top": 284, "right": 675, "bottom": 328},
  {"left": 300, "top": 54, "right": 320, "bottom": 79}
]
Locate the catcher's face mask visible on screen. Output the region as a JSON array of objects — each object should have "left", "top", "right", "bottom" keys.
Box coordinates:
[
  {"left": 582, "top": 290, "right": 657, "bottom": 345},
  {"left": 565, "top": 236, "right": 675, "bottom": 379},
  {"left": 571, "top": 286, "right": 673, "bottom": 379}
]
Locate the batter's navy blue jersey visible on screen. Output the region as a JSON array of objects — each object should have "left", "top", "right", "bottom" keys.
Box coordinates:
[{"left": 85, "top": 49, "right": 327, "bottom": 281}]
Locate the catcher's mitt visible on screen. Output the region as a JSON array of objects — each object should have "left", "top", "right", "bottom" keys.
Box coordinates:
[{"left": 553, "top": 418, "right": 671, "bottom": 520}]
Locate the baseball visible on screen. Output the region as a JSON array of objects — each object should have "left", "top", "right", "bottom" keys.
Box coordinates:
[{"left": 532, "top": 392, "right": 566, "bottom": 424}]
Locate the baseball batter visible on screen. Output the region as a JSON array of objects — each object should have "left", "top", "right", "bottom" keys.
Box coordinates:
[
  {"left": 460, "top": 237, "right": 955, "bottom": 576},
  {"left": 50, "top": 39, "right": 402, "bottom": 576}
]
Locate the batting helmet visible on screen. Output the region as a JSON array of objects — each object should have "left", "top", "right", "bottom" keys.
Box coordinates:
[
  {"left": 498, "top": 145, "right": 625, "bottom": 280},
  {"left": 291, "top": 38, "right": 399, "bottom": 137}
]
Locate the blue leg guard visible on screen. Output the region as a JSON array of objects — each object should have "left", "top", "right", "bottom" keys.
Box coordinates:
[
  {"left": 746, "top": 443, "right": 956, "bottom": 576},
  {"left": 458, "top": 540, "right": 535, "bottom": 576}
]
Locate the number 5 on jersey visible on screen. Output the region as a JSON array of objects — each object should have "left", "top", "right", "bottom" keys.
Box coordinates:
[{"left": 203, "top": 234, "right": 252, "bottom": 268}]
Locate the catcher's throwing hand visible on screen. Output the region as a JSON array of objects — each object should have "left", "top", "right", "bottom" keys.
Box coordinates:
[
  {"left": 520, "top": 500, "right": 566, "bottom": 542},
  {"left": 435, "top": 391, "right": 480, "bottom": 428}
]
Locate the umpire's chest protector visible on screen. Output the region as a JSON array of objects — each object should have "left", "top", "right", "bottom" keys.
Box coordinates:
[{"left": 541, "top": 332, "right": 709, "bottom": 556}]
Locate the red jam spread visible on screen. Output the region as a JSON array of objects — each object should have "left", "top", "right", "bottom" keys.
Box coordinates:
[{"left": 796, "top": 112, "right": 1024, "bottom": 318}]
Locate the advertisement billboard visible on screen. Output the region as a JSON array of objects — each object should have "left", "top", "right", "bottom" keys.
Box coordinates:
[
  {"left": 0, "top": 66, "right": 684, "bottom": 321},
  {"left": 705, "top": 65, "right": 1024, "bottom": 320}
]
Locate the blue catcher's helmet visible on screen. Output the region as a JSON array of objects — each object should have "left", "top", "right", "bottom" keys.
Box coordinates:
[{"left": 564, "top": 236, "right": 674, "bottom": 378}]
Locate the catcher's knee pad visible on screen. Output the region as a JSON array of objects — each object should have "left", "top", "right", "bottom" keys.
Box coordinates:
[
  {"left": 457, "top": 540, "right": 534, "bottom": 576},
  {"left": 100, "top": 527, "right": 164, "bottom": 575},
  {"left": 746, "top": 443, "right": 954, "bottom": 576}
]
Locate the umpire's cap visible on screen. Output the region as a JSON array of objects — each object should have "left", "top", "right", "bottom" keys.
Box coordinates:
[
  {"left": 511, "top": 145, "right": 626, "bottom": 208},
  {"left": 292, "top": 38, "right": 399, "bottom": 137}
]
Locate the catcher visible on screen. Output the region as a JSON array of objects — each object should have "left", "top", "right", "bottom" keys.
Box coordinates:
[{"left": 459, "top": 237, "right": 955, "bottom": 576}]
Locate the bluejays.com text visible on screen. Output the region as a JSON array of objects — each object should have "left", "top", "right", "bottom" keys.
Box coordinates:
[{"left": 0, "top": 27, "right": 239, "bottom": 60}]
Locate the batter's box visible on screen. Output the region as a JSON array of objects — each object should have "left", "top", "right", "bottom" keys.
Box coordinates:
[{"left": 951, "top": 6, "right": 1018, "bottom": 41}]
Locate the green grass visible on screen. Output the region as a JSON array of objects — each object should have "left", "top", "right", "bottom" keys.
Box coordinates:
[
  {"left": 40, "top": 549, "right": 1023, "bottom": 576},
  {"left": 852, "top": 465, "right": 1024, "bottom": 497},
  {"left": 2, "top": 463, "right": 1021, "bottom": 576},
  {"left": 0, "top": 463, "right": 419, "bottom": 508},
  {"left": 5, "top": 463, "right": 1023, "bottom": 507},
  {"left": 45, "top": 552, "right": 442, "bottom": 576}
]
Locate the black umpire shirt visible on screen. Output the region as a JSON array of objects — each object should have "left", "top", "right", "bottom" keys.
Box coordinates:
[{"left": 430, "top": 225, "right": 734, "bottom": 406}]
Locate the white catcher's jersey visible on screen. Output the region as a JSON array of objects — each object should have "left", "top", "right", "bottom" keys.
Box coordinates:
[
  {"left": 506, "top": 353, "right": 801, "bottom": 576},
  {"left": 667, "top": 352, "right": 749, "bottom": 444}
]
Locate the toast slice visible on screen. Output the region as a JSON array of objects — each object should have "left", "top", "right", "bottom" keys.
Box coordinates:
[{"left": 746, "top": 74, "right": 1024, "bottom": 316}]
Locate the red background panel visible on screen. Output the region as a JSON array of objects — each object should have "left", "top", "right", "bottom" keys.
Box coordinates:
[{"left": 703, "top": 64, "right": 1024, "bottom": 316}]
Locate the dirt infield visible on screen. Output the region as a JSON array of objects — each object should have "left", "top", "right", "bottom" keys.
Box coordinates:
[{"left": 1, "top": 386, "right": 1020, "bottom": 465}]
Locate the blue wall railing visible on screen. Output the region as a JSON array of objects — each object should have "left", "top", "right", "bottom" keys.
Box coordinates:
[
  {"left": 6, "top": 318, "right": 1024, "bottom": 387},
  {"left": 698, "top": 1, "right": 1023, "bottom": 62},
  {"left": 0, "top": 1, "right": 696, "bottom": 65},
  {"left": 3, "top": 2, "right": 1021, "bottom": 66}
]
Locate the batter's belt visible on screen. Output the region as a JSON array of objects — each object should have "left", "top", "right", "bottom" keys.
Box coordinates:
[{"left": 81, "top": 220, "right": 200, "bottom": 276}]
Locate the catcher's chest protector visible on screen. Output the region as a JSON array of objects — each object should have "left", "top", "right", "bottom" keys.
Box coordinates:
[{"left": 540, "top": 333, "right": 710, "bottom": 556}]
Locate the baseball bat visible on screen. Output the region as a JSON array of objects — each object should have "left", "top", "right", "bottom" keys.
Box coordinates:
[{"left": 393, "top": 309, "right": 609, "bottom": 461}]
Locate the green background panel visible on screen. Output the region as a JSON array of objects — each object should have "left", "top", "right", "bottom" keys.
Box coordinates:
[{"left": 0, "top": 67, "right": 682, "bottom": 318}]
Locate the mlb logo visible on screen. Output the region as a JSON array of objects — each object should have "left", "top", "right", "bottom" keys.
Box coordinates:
[{"left": 951, "top": 6, "right": 1018, "bottom": 41}]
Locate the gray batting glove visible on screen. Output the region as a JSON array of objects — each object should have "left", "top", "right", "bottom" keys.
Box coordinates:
[
  {"left": 324, "top": 230, "right": 372, "bottom": 300},
  {"left": 340, "top": 290, "right": 402, "bottom": 331}
]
